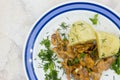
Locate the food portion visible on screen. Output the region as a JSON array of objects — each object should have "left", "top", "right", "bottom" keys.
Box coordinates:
[
  {"left": 38, "top": 20, "right": 120, "bottom": 80},
  {"left": 96, "top": 31, "right": 120, "bottom": 58},
  {"left": 51, "top": 21, "right": 119, "bottom": 80},
  {"left": 69, "top": 21, "right": 96, "bottom": 46}
]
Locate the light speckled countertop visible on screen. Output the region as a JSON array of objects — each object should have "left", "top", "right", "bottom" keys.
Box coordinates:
[{"left": 0, "top": 0, "right": 120, "bottom": 80}]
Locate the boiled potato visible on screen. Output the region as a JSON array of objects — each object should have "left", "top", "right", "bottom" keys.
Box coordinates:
[
  {"left": 68, "top": 21, "right": 96, "bottom": 46},
  {"left": 96, "top": 32, "right": 120, "bottom": 58},
  {"left": 68, "top": 21, "right": 119, "bottom": 58}
]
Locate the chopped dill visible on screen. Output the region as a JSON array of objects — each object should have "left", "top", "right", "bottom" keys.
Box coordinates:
[
  {"left": 102, "top": 38, "right": 107, "bottom": 43},
  {"left": 80, "top": 53, "right": 86, "bottom": 58},
  {"left": 73, "top": 57, "right": 79, "bottom": 64},
  {"left": 38, "top": 37, "right": 61, "bottom": 80},
  {"left": 89, "top": 14, "right": 99, "bottom": 25},
  {"left": 60, "top": 22, "right": 69, "bottom": 29},
  {"left": 111, "top": 49, "right": 120, "bottom": 75}
]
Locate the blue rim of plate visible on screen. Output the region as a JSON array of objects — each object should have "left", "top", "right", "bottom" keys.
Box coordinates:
[{"left": 24, "top": 2, "right": 120, "bottom": 80}]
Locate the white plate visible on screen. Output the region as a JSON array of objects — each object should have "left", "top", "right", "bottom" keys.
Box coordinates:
[{"left": 24, "top": 1, "right": 120, "bottom": 80}]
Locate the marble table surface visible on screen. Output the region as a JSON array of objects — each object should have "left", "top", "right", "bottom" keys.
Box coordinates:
[{"left": 0, "top": 0, "right": 120, "bottom": 80}]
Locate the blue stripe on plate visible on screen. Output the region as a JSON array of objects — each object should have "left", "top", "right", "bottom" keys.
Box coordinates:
[{"left": 24, "top": 2, "right": 120, "bottom": 80}]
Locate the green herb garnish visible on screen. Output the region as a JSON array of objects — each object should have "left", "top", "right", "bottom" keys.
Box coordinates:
[
  {"left": 67, "top": 60, "right": 73, "bottom": 66},
  {"left": 78, "top": 23, "right": 84, "bottom": 26},
  {"left": 63, "top": 36, "right": 68, "bottom": 41},
  {"left": 60, "top": 22, "right": 69, "bottom": 29},
  {"left": 102, "top": 38, "right": 107, "bottom": 43},
  {"left": 38, "top": 49, "right": 54, "bottom": 62},
  {"left": 111, "top": 49, "right": 120, "bottom": 75},
  {"left": 38, "top": 37, "right": 61, "bottom": 80},
  {"left": 92, "top": 48, "right": 97, "bottom": 55},
  {"left": 72, "top": 24, "right": 75, "bottom": 27},
  {"left": 89, "top": 14, "right": 99, "bottom": 25},
  {"left": 40, "top": 36, "right": 50, "bottom": 49},
  {"left": 73, "top": 57, "right": 79, "bottom": 64},
  {"left": 45, "top": 70, "right": 61, "bottom": 80},
  {"left": 71, "top": 38, "right": 74, "bottom": 42},
  {"left": 57, "top": 61, "right": 61, "bottom": 63},
  {"left": 61, "top": 33, "right": 68, "bottom": 41},
  {"left": 80, "top": 53, "right": 86, "bottom": 58},
  {"left": 67, "top": 57, "right": 80, "bottom": 66}
]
